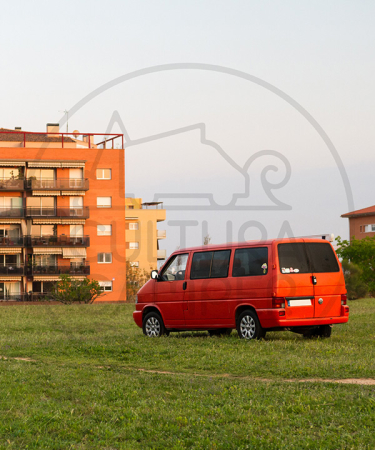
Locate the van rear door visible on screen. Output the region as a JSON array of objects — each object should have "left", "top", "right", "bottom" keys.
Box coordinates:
[
  {"left": 276, "top": 242, "right": 314, "bottom": 319},
  {"left": 305, "top": 242, "right": 343, "bottom": 318}
]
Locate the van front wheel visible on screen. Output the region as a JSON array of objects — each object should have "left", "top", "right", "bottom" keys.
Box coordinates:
[
  {"left": 237, "top": 310, "right": 265, "bottom": 340},
  {"left": 142, "top": 312, "right": 167, "bottom": 337}
]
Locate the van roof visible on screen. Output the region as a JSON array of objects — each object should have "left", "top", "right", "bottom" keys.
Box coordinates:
[{"left": 174, "top": 238, "right": 331, "bottom": 253}]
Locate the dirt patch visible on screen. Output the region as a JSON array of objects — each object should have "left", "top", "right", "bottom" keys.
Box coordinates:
[
  {"left": 0, "top": 355, "right": 36, "bottom": 362},
  {"left": 135, "top": 368, "right": 375, "bottom": 386}
]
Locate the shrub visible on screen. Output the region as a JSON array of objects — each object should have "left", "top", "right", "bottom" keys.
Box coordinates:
[{"left": 341, "top": 259, "right": 368, "bottom": 300}]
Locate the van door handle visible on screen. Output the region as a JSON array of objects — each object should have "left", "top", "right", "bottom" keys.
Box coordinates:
[
  {"left": 312, "top": 276, "right": 317, "bottom": 285},
  {"left": 183, "top": 281, "right": 187, "bottom": 290}
]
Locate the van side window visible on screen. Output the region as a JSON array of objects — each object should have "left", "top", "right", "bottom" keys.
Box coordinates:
[
  {"left": 306, "top": 243, "right": 339, "bottom": 273},
  {"left": 232, "top": 247, "right": 268, "bottom": 277},
  {"left": 190, "top": 250, "right": 231, "bottom": 279},
  {"left": 160, "top": 253, "right": 189, "bottom": 281},
  {"left": 278, "top": 243, "right": 310, "bottom": 274}
]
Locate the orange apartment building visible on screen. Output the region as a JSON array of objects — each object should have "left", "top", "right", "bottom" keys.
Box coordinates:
[
  {"left": 341, "top": 205, "right": 375, "bottom": 241},
  {"left": 0, "top": 125, "right": 126, "bottom": 302}
]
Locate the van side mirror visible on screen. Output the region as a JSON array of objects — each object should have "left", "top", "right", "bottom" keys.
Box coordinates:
[{"left": 151, "top": 270, "right": 159, "bottom": 280}]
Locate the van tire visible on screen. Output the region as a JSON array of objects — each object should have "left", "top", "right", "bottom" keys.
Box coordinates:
[
  {"left": 142, "top": 312, "right": 167, "bottom": 337},
  {"left": 208, "top": 328, "right": 232, "bottom": 337},
  {"left": 303, "top": 325, "right": 332, "bottom": 338},
  {"left": 237, "top": 310, "right": 265, "bottom": 340}
]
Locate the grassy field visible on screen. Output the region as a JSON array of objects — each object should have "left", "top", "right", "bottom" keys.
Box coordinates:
[{"left": 0, "top": 299, "right": 374, "bottom": 449}]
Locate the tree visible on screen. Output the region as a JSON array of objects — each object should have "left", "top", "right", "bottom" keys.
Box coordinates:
[
  {"left": 336, "top": 236, "right": 375, "bottom": 295},
  {"left": 126, "top": 260, "right": 151, "bottom": 302},
  {"left": 49, "top": 275, "right": 104, "bottom": 304},
  {"left": 341, "top": 259, "right": 368, "bottom": 300}
]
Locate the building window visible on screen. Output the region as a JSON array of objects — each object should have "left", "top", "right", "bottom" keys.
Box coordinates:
[
  {"left": 364, "top": 224, "right": 375, "bottom": 232},
  {"left": 360, "top": 226, "right": 363, "bottom": 232},
  {"left": 96, "top": 169, "right": 111, "bottom": 180},
  {"left": 129, "top": 222, "right": 138, "bottom": 230},
  {"left": 98, "top": 253, "right": 112, "bottom": 264},
  {"left": 97, "top": 225, "right": 112, "bottom": 236},
  {"left": 97, "top": 197, "right": 112, "bottom": 208},
  {"left": 99, "top": 281, "right": 112, "bottom": 292},
  {"left": 129, "top": 242, "right": 139, "bottom": 249},
  {"left": 130, "top": 261, "right": 139, "bottom": 267}
]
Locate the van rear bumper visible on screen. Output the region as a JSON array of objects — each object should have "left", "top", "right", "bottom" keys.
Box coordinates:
[{"left": 258, "top": 309, "right": 349, "bottom": 328}]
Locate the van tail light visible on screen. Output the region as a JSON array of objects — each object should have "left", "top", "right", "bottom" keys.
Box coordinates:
[
  {"left": 272, "top": 297, "right": 285, "bottom": 309},
  {"left": 341, "top": 294, "right": 347, "bottom": 306}
]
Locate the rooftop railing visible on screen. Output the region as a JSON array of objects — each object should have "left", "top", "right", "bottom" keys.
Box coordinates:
[{"left": 0, "top": 130, "right": 124, "bottom": 149}]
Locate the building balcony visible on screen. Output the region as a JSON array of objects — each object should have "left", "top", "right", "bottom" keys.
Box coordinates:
[
  {"left": 0, "top": 236, "right": 25, "bottom": 246},
  {"left": 25, "top": 207, "right": 90, "bottom": 219},
  {"left": 28, "top": 263, "right": 90, "bottom": 276},
  {"left": 26, "top": 178, "right": 89, "bottom": 191},
  {"left": 0, "top": 265, "right": 25, "bottom": 275},
  {"left": 157, "top": 249, "right": 167, "bottom": 260},
  {"left": 157, "top": 230, "right": 166, "bottom": 239},
  {"left": 0, "top": 178, "right": 24, "bottom": 191},
  {"left": 0, "top": 208, "right": 24, "bottom": 218},
  {"left": 27, "top": 235, "right": 90, "bottom": 247}
]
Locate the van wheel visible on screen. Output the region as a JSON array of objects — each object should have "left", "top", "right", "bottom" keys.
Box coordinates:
[
  {"left": 303, "top": 325, "right": 332, "bottom": 338},
  {"left": 237, "top": 310, "right": 265, "bottom": 340},
  {"left": 142, "top": 312, "right": 167, "bottom": 337},
  {"left": 208, "top": 328, "right": 232, "bottom": 337}
]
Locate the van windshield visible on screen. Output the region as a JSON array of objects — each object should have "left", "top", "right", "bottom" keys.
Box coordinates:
[{"left": 278, "top": 242, "right": 339, "bottom": 274}]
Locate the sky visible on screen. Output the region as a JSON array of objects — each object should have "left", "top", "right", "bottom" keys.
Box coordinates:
[{"left": 0, "top": 1, "right": 374, "bottom": 257}]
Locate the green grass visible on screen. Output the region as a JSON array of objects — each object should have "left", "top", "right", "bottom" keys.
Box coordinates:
[{"left": 0, "top": 299, "right": 374, "bottom": 449}]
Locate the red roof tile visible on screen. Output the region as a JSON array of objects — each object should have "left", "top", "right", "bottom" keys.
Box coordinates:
[{"left": 341, "top": 205, "right": 375, "bottom": 218}]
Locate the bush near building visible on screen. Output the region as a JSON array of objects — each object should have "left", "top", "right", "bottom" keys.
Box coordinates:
[{"left": 336, "top": 236, "right": 375, "bottom": 296}]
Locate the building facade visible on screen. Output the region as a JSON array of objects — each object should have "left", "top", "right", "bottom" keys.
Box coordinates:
[
  {"left": 0, "top": 126, "right": 126, "bottom": 301},
  {"left": 125, "top": 198, "right": 166, "bottom": 272},
  {"left": 341, "top": 205, "right": 375, "bottom": 241}
]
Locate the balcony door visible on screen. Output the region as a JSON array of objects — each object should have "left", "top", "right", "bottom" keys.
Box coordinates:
[
  {"left": 70, "top": 224, "right": 83, "bottom": 244},
  {"left": 69, "top": 168, "right": 83, "bottom": 188},
  {"left": 27, "top": 197, "right": 55, "bottom": 216},
  {"left": 70, "top": 197, "right": 83, "bottom": 216},
  {"left": 27, "top": 169, "right": 55, "bottom": 189},
  {"left": 0, "top": 197, "right": 22, "bottom": 216}
]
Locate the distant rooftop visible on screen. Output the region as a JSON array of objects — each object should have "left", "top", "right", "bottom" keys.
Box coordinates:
[
  {"left": 0, "top": 128, "right": 75, "bottom": 143},
  {"left": 341, "top": 205, "right": 375, "bottom": 218}
]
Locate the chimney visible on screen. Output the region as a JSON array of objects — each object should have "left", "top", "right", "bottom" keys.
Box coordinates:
[
  {"left": 14, "top": 127, "right": 22, "bottom": 131},
  {"left": 46, "top": 123, "right": 60, "bottom": 137}
]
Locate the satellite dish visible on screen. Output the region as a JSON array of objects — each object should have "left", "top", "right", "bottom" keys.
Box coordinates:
[{"left": 73, "top": 130, "right": 80, "bottom": 138}]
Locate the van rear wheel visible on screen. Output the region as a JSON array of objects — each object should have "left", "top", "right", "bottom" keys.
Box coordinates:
[
  {"left": 237, "top": 310, "right": 265, "bottom": 340},
  {"left": 142, "top": 312, "right": 167, "bottom": 337}
]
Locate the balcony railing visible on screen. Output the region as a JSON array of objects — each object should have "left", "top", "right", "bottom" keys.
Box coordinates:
[
  {"left": 28, "top": 263, "right": 90, "bottom": 276},
  {"left": 0, "top": 265, "right": 24, "bottom": 275},
  {"left": 26, "top": 178, "right": 89, "bottom": 191},
  {"left": 0, "top": 178, "right": 24, "bottom": 191},
  {"left": 26, "top": 207, "right": 90, "bottom": 219},
  {"left": 0, "top": 293, "right": 53, "bottom": 302},
  {"left": 0, "top": 207, "right": 24, "bottom": 218},
  {"left": 0, "top": 236, "right": 25, "bottom": 246},
  {"left": 27, "top": 235, "right": 90, "bottom": 247}
]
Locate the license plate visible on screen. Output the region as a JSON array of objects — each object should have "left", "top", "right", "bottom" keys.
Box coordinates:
[{"left": 287, "top": 299, "right": 312, "bottom": 307}]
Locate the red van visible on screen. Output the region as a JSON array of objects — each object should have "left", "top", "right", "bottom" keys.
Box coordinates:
[{"left": 133, "top": 238, "right": 349, "bottom": 339}]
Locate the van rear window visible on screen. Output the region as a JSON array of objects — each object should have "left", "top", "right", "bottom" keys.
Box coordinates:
[
  {"left": 278, "top": 242, "right": 339, "bottom": 274},
  {"left": 278, "top": 243, "right": 310, "bottom": 274},
  {"left": 306, "top": 243, "right": 339, "bottom": 273},
  {"left": 190, "top": 250, "right": 231, "bottom": 279}
]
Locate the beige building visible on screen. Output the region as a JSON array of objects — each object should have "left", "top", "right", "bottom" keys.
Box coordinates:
[{"left": 125, "top": 198, "right": 166, "bottom": 272}]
